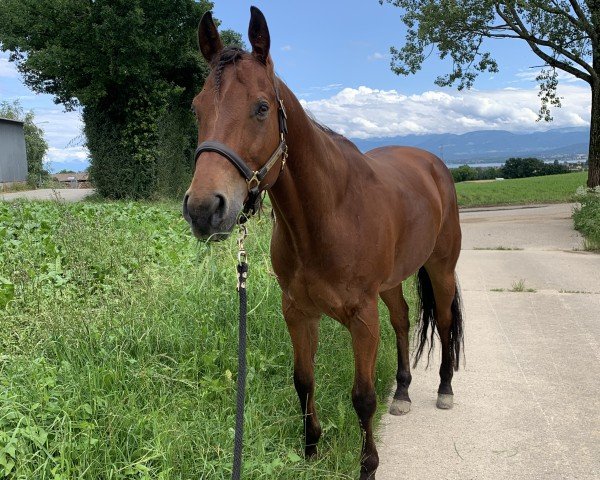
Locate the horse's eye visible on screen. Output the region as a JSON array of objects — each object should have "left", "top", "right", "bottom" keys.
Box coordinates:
[{"left": 256, "top": 102, "right": 269, "bottom": 118}]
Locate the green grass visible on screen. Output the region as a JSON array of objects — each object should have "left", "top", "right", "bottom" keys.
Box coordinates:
[
  {"left": 509, "top": 279, "right": 536, "bottom": 293},
  {"left": 455, "top": 171, "right": 588, "bottom": 208},
  {"left": 0, "top": 182, "right": 30, "bottom": 194},
  {"left": 0, "top": 200, "right": 414, "bottom": 479},
  {"left": 573, "top": 187, "right": 600, "bottom": 251}
]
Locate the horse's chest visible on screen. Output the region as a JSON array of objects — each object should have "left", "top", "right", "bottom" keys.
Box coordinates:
[
  {"left": 270, "top": 246, "right": 358, "bottom": 315},
  {"left": 279, "top": 266, "right": 348, "bottom": 314}
]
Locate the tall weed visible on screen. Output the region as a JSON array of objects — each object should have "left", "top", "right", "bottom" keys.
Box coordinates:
[{"left": 0, "top": 200, "right": 409, "bottom": 479}]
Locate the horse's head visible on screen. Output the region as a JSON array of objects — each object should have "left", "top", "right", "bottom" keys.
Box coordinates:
[{"left": 183, "top": 7, "right": 284, "bottom": 240}]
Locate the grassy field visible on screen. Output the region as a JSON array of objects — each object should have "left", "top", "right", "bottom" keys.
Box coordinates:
[
  {"left": 455, "top": 171, "right": 588, "bottom": 208},
  {"left": 0, "top": 200, "right": 415, "bottom": 479}
]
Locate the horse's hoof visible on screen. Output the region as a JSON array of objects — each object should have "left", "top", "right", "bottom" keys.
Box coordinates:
[
  {"left": 436, "top": 393, "right": 454, "bottom": 409},
  {"left": 359, "top": 472, "right": 376, "bottom": 480},
  {"left": 389, "top": 399, "right": 411, "bottom": 416},
  {"left": 305, "top": 445, "right": 318, "bottom": 459}
]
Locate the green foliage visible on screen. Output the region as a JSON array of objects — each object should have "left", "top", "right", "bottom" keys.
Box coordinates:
[
  {"left": 502, "top": 157, "right": 546, "bottom": 178},
  {"left": 451, "top": 159, "right": 570, "bottom": 183},
  {"left": 474, "top": 165, "right": 503, "bottom": 180},
  {"left": 0, "top": 100, "right": 49, "bottom": 186},
  {"left": 451, "top": 165, "right": 478, "bottom": 182},
  {"left": 381, "top": 1, "right": 595, "bottom": 90},
  {"left": 381, "top": 0, "right": 600, "bottom": 187},
  {"left": 500, "top": 157, "right": 569, "bottom": 179},
  {"left": 573, "top": 186, "right": 600, "bottom": 250},
  {"left": 451, "top": 164, "right": 505, "bottom": 183},
  {"left": 0, "top": 0, "right": 243, "bottom": 199},
  {"left": 455, "top": 171, "right": 587, "bottom": 207},
  {"left": 0, "top": 200, "right": 412, "bottom": 478}
]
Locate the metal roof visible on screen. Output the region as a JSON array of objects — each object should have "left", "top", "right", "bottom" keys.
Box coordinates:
[{"left": 0, "top": 117, "right": 25, "bottom": 126}]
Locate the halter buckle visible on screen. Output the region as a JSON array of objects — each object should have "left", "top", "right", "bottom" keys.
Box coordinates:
[
  {"left": 281, "top": 143, "right": 288, "bottom": 171},
  {"left": 246, "top": 172, "right": 260, "bottom": 191}
]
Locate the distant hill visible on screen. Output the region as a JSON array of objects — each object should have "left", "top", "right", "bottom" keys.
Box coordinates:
[{"left": 350, "top": 127, "right": 589, "bottom": 164}]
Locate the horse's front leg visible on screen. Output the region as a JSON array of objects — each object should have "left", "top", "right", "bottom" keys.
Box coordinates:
[
  {"left": 345, "top": 300, "right": 380, "bottom": 480},
  {"left": 282, "top": 294, "right": 322, "bottom": 458}
]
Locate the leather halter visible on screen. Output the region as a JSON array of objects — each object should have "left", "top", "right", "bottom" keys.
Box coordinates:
[{"left": 194, "top": 91, "right": 288, "bottom": 222}]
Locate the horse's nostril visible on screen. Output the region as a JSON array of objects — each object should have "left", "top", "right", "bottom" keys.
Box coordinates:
[
  {"left": 182, "top": 194, "right": 191, "bottom": 219},
  {"left": 216, "top": 194, "right": 226, "bottom": 213},
  {"left": 210, "top": 194, "right": 228, "bottom": 227}
]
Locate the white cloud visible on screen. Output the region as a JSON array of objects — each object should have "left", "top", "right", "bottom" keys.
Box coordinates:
[
  {"left": 513, "top": 66, "right": 589, "bottom": 84},
  {"left": 299, "top": 84, "right": 590, "bottom": 139},
  {"left": 44, "top": 146, "right": 89, "bottom": 167},
  {"left": 0, "top": 55, "right": 19, "bottom": 78},
  {"left": 280, "top": 45, "right": 292, "bottom": 52},
  {"left": 313, "top": 83, "right": 343, "bottom": 91},
  {"left": 32, "top": 107, "right": 89, "bottom": 169},
  {"left": 367, "top": 52, "right": 388, "bottom": 62},
  {"left": 34, "top": 107, "right": 85, "bottom": 148}
]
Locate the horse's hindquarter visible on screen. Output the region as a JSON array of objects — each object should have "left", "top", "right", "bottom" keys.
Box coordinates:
[{"left": 365, "top": 146, "right": 459, "bottom": 288}]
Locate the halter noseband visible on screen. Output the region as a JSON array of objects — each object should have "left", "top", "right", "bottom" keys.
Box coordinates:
[{"left": 193, "top": 91, "right": 288, "bottom": 222}]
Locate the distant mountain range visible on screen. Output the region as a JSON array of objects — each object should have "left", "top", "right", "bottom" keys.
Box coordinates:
[{"left": 350, "top": 127, "right": 589, "bottom": 164}]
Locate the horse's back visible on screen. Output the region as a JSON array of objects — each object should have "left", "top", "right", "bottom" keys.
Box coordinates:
[{"left": 365, "top": 145, "right": 458, "bottom": 218}]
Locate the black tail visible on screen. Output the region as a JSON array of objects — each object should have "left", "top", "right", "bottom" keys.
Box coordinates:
[{"left": 413, "top": 267, "right": 464, "bottom": 370}]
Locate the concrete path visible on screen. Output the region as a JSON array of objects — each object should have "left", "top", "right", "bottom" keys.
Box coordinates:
[
  {"left": 0, "top": 188, "right": 94, "bottom": 202},
  {"left": 377, "top": 203, "right": 600, "bottom": 480}
]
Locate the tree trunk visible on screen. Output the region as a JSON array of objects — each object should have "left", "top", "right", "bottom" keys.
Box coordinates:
[
  {"left": 589, "top": 81, "right": 600, "bottom": 188},
  {"left": 589, "top": 15, "right": 600, "bottom": 188}
]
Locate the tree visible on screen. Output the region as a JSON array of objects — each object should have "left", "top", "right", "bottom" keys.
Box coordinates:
[
  {"left": 451, "top": 164, "right": 478, "bottom": 182},
  {"left": 502, "top": 157, "right": 546, "bottom": 177},
  {"left": 381, "top": 0, "right": 600, "bottom": 188},
  {"left": 0, "top": 100, "right": 49, "bottom": 186},
  {"left": 0, "top": 0, "right": 241, "bottom": 198}
]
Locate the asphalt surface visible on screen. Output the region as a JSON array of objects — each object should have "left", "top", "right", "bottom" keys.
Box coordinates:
[
  {"left": 0, "top": 188, "right": 95, "bottom": 202},
  {"left": 377, "top": 203, "right": 600, "bottom": 480}
]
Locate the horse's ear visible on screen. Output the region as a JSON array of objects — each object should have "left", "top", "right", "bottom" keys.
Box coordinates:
[
  {"left": 198, "top": 11, "right": 223, "bottom": 64},
  {"left": 248, "top": 6, "right": 270, "bottom": 64}
]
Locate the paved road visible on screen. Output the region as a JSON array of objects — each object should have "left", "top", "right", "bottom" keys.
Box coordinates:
[
  {"left": 0, "top": 188, "right": 94, "bottom": 202},
  {"left": 377, "top": 203, "right": 600, "bottom": 480}
]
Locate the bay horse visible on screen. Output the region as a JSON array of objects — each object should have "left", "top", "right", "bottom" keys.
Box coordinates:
[{"left": 183, "top": 7, "right": 464, "bottom": 479}]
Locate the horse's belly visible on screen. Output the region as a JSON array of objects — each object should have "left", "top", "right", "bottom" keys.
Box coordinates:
[
  {"left": 380, "top": 253, "right": 429, "bottom": 291},
  {"left": 380, "top": 222, "right": 439, "bottom": 290}
]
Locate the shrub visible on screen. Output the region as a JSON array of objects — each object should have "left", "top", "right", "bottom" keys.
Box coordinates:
[
  {"left": 450, "top": 165, "right": 503, "bottom": 183},
  {"left": 451, "top": 165, "right": 477, "bottom": 182},
  {"left": 573, "top": 186, "right": 600, "bottom": 250}
]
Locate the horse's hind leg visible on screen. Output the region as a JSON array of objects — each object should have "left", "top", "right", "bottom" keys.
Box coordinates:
[
  {"left": 424, "top": 261, "right": 464, "bottom": 409},
  {"left": 380, "top": 284, "right": 411, "bottom": 415},
  {"left": 282, "top": 295, "right": 322, "bottom": 457}
]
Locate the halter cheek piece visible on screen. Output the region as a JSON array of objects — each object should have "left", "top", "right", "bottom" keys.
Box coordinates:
[{"left": 194, "top": 91, "right": 288, "bottom": 223}]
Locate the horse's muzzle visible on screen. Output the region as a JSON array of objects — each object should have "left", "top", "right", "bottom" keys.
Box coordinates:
[{"left": 183, "top": 192, "right": 235, "bottom": 241}]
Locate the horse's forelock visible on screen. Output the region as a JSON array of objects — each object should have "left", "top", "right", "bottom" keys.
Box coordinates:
[{"left": 213, "top": 46, "right": 247, "bottom": 93}]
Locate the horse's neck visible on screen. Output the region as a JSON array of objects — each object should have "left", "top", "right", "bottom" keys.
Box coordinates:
[{"left": 268, "top": 82, "right": 362, "bottom": 238}]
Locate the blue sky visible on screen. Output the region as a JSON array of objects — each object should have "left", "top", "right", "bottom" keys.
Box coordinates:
[{"left": 0, "top": 0, "right": 592, "bottom": 172}]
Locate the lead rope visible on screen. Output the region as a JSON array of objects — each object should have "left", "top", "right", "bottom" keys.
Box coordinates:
[{"left": 232, "top": 223, "right": 248, "bottom": 480}]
